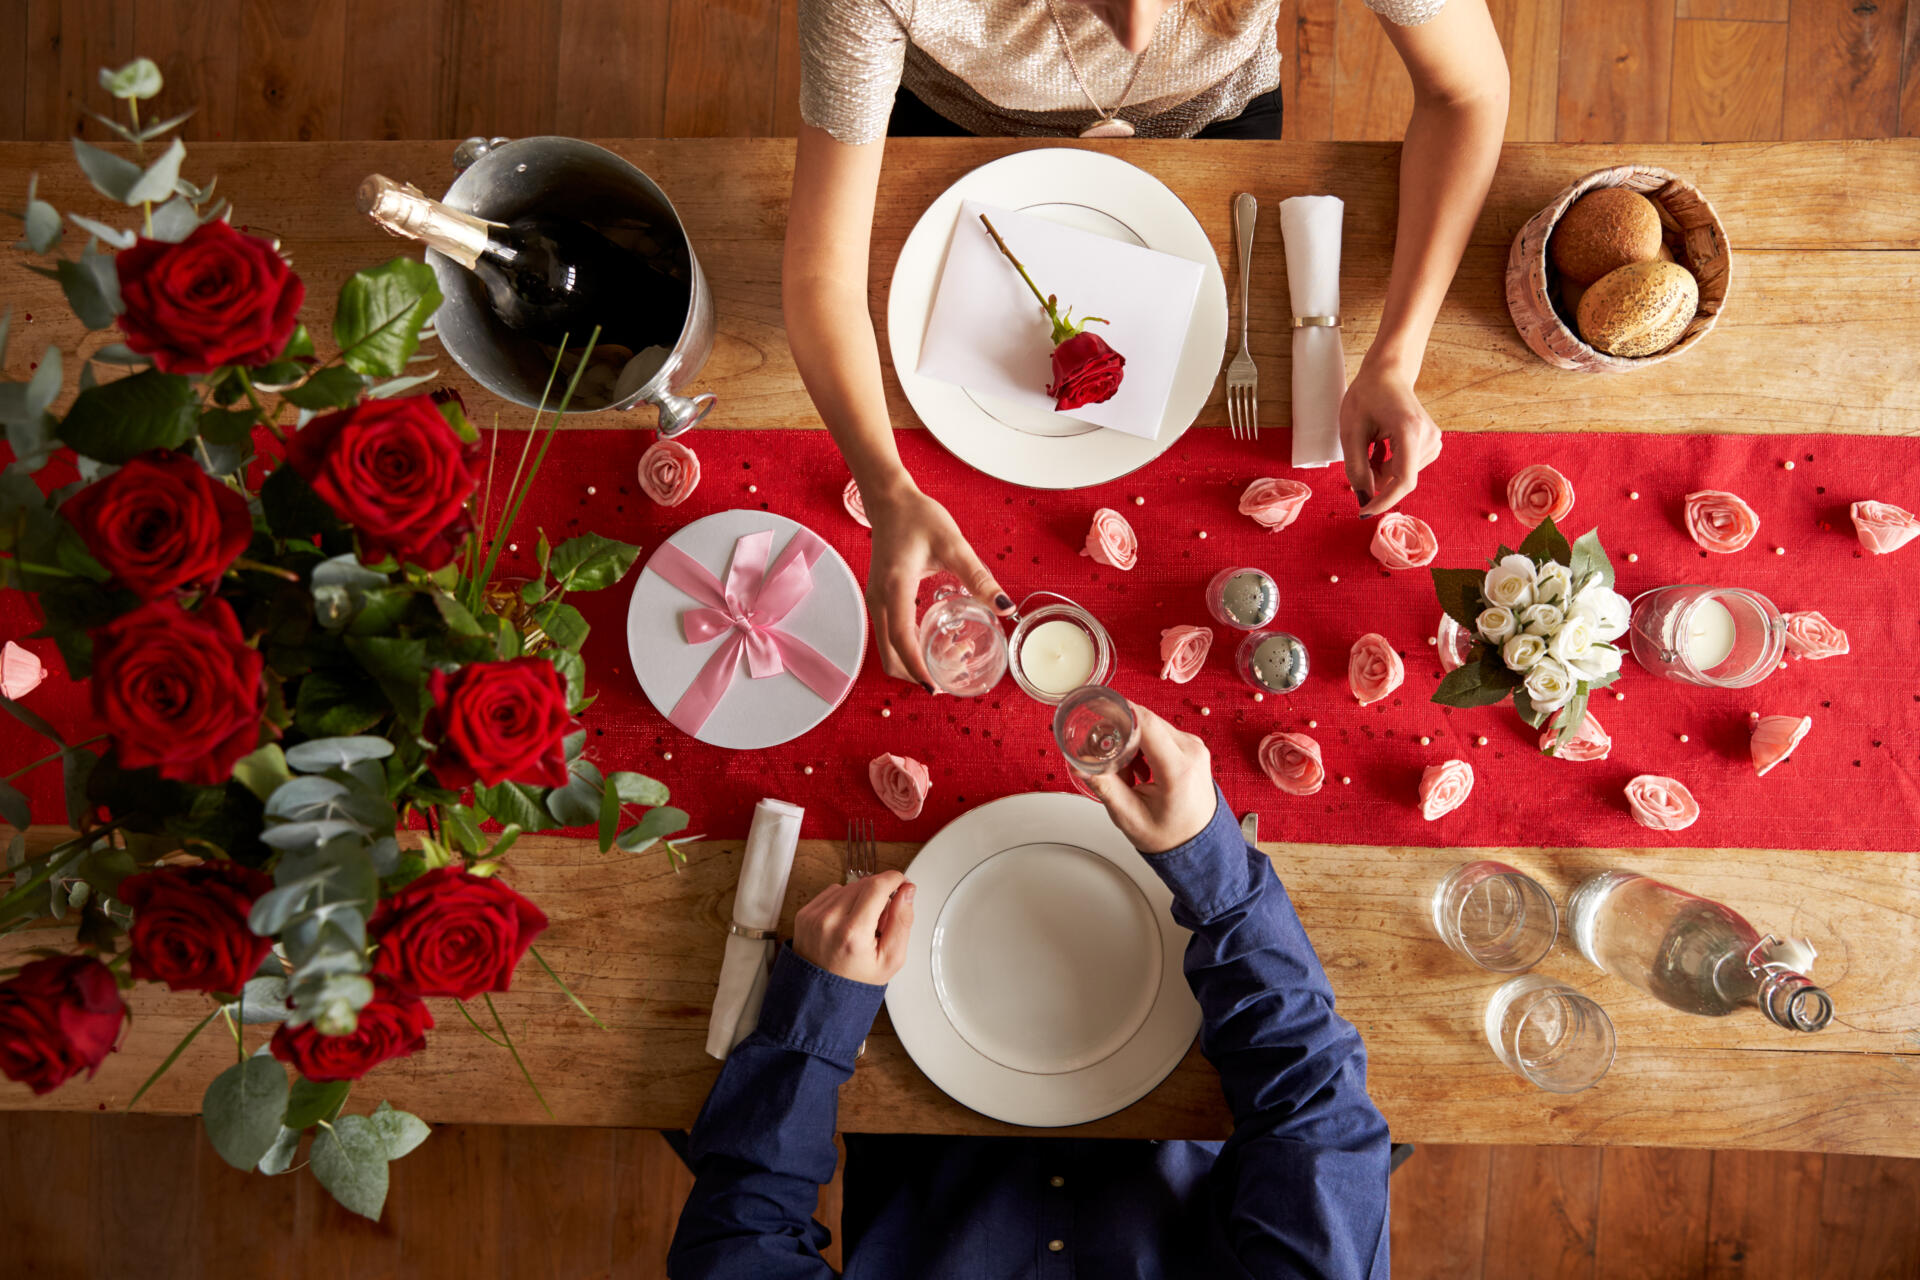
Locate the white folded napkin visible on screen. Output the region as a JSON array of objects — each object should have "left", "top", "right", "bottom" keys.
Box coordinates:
[
  {"left": 705, "top": 797, "right": 805, "bottom": 1059},
  {"left": 1279, "top": 195, "right": 1348, "bottom": 470}
]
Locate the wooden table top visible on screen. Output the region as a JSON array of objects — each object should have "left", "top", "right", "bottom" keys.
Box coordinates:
[{"left": 3, "top": 138, "right": 1918, "bottom": 1156}]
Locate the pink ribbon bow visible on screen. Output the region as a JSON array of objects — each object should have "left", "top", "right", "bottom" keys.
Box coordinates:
[{"left": 650, "top": 528, "right": 856, "bottom": 735}]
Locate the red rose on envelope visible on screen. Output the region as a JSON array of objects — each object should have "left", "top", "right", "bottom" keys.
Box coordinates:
[{"left": 980, "top": 214, "right": 1126, "bottom": 413}]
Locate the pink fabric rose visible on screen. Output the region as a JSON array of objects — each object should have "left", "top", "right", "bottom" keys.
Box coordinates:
[
  {"left": 1080, "top": 507, "right": 1137, "bottom": 571},
  {"left": 1850, "top": 500, "right": 1919, "bottom": 556},
  {"left": 843, "top": 477, "right": 870, "bottom": 529},
  {"left": 1684, "top": 490, "right": 1760, "bottom": 554},
  {"left": 1783, "top": 611, "right": 1848, "bottom": 661},
  {"left": 1, "top": 641, "right": 45, "bottom": 700},
  {"left": 1369, "top": 512, "right": 1439, "bottom": 571},
  {"left": 1348, "top": 633, "right": 1404, "bottom": 706},
  {"left": 1507, "top": 464, "right": 1575, "bottom": 528},
  {"left": 1418, "top": 760, "right": 1474, "bottom": 820},
  {"left": 1238, "top": 478, "right": 1311, "bottom": 532},
  {"left": 638, "top": 438, "right": 700, "bottom": 507},
  {"left": 1625, "top": 775, "right": 1700, "bottom": 830},
  {"left": 1751, "top": 714, "right": 1811, "bottom": 777},
  {"left": 1158, "top": 626, "right": 1213, "bottom": 684},
  {"left": 869, "top": 753, "right": 931, "bottom": 820},
  {"left": 1258, "top": 732, "right": 1324, "bottom": 797},
  {"left": 1540, "top": 709, "right": 1611, "bottom": 761}
]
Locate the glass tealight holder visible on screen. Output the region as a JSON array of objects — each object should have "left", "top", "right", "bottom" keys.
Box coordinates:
[
  {"left": 1235, "top": 631, "right": 1308, "bottom": 694},
  {"left": 1205, "top": 567, "right": 1280, "bottom": 631},
  {"left": 1435, "top": 612, "right": 1475, "bottom": 673},
  {"left": 917, "top": 589, "right": 1113, "bottom": 705},
  {"left": 1483, "top": 976, "right": 1616, "bottom": 1094},
  {"left": 1628, "top": 585, "right": 1785, "bottom": 688}
]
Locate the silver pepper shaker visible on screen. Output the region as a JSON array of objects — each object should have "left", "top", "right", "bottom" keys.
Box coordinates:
[
  {"left": 1206, "top": 567, "right": 1280, "bottom": 631},
  {"left": 1236, "top": 631, "right": 1308, "bottom": 694}
]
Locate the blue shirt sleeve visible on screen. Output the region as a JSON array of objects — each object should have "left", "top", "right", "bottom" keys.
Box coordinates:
[
  {"left": 1141, "top": 789, "right": 1393, "bottom": 1280},
  {"left": 667, "top": 945, "right": 885, "bottom": 1279}
]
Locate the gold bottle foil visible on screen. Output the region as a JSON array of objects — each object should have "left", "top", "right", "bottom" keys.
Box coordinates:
[{"left": 356, "top": 174, "right": 495, "bottom": 270}]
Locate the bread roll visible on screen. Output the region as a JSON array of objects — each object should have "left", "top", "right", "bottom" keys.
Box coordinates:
[
  {"left": 1576, "top": 260, "right": 1699, "bottom": 358},
  {"left": 1551, "top": 189, "right": 1664, "bottom": 284}
]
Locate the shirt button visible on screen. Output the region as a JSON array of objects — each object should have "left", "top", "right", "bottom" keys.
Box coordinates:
[
  {"left": 1049, "top": 1175, "right": 1065, "bottom": 1188},
  {"left": 1047, "top": 1240, "right": 1065, "bottom": 1253}
]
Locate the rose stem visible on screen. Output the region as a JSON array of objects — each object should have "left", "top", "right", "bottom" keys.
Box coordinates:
[{"left": 978, "top": 215, "right": 1056, "bottom": 316}]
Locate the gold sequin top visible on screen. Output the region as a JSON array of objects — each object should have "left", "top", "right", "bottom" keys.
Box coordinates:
[{"left": 799, "top": 0, "right": 1447, "bottom": 144}]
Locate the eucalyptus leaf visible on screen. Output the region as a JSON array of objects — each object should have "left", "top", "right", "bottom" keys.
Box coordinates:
[
  {"left": 20, "top": 197, "right": 61, "bottom": 253},
  {"left": 255, "top": 1126, "right": 301, "bottom": 1176},
  {"left": 125, "top": 138, "right": 188, "bottom": 206},
  {"left": 90, "top": 342, "right": 149, "bottom": 366},
  {"left": 249, "top": 876, "right": 324, "bottom": 935},
  {"left": 71, "top": 139, "right": 144, "bottom": 203},
  {"left": 264, "top": 775, "right": 351, "bottom": 818},
  {"left": 597, "top": 774, "right": 621, "bottom": 852},
  {"left": 56, "top": 242, "right": 124, "bottom": 329},
  {"left": 231, "top": 975, "right": 290, "bottom": 1024},
  {"left": 367, "top": 1102, "right": 430, "bottom": 1161},
  {"left": 203, "top": 1055, "right": 290, "bottom": 1171},
  {"left": 0, "top": 307, "right": 10, "bottom": 367},
  {"left": 259, "top": 819, "right": 366, "bottom": 850},
  {"left": 311, "top": 1114, "right": 391, "bottom": 1221},
  {"left": 283, "top": 1077, "right": 353, "bottom": 1131},
  {"left": 100, "top": 57, "right": 163, "bottom": 100},
  {"left": 1, "top": 694, "right": 65, "bottom": 745},
  {"left": 284, "top": 737, "right": 395, "bottom": 773},
  {"left": 145, "top": 194, "right": 199, "bottom": 242},
  {"left": 545, "top": 768, "right": 604, "bottom": 827},
  {"left": 65, "top": 212, "right": 133, "bottom": 250},
  {"left": 476, "top": 782, "right": 559, "bottom": 833},
  {"left": 618, "top": 806, "right": 689, "bottom": 851},
  {"left": 333, "top": 258, "right": 442, "bottom": 378},
  {"left": 606, "top": 772, "right": 669, "bottom": 806},
  {"left": 134, "top": 108, "right": 197, "bottom": 143}
]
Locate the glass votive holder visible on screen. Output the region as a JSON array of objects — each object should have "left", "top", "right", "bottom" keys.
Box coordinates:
[
  {"left": 1008, "top": 593, "right": 1114, "bottom": 705},
  {"left": 1435, "top": 612, "right": 1475, "bottom": 673},
  {"left": 1205, "top": 567, "right": 1279, "bottom": 630},
  {"left": 1628, "top": 585, "right": 1785, "bottom": 688},
  {"left": 1483, "top": 975, "right": 1616, "bottom": 1094},
  {"left": 1432, "top": 860, "right": 1558, "bottom": 972},
  {"left": 1235, "top": 631, "right": 1308, "bottom": 694},
  {"left": 918, "top": 588, "right": 1009, "bottom": 698}
]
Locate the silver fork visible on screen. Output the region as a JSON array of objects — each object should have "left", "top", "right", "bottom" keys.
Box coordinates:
[
  {"left": 844, "top": 818, "right": 877, "bottom": 883},
  {"left": 1225, "top": 191, "right": 1259, "bottom": 442}
]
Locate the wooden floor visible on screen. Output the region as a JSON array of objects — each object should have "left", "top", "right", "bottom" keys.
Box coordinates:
[{"left": 4, "top": 0, "right": 1919, "bottom": 1275}]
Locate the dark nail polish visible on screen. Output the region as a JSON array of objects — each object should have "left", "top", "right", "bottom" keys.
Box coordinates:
[
  {"left": 994, "top": 594, "right": 1014, "bottom": 612},
  {"left": 1356, "top": 490, "right": 1376, "bottom": 517},
  {"left": 920, "top": 681, "right": 935, "bottom": 695}
]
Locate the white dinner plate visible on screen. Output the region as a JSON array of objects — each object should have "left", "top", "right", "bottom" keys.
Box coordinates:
[
  {"left": 886, "top": 149, "right": 1230, "bottom": 490},
  {"left": 886, "top": 791, "right": 1201, "bottom": 1127}
]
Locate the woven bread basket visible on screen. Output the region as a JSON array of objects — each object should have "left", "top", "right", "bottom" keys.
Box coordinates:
[{"left": 1506, "top": 164, "right": 1731, "bottom": 372}]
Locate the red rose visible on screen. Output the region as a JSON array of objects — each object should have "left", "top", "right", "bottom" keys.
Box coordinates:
[
  {"left": 91, "top": 597, "right": 266, "bottom": 787},
  {"left": 285, "top": 395, "right": 480, "bottom": 570},
  {"left": 120, "top": 862, "right": 275, "bottom": 994},
  {"left": 0, "top": 956, "right": 126, "bottom": 1094},
  {"left": 370, "top": 867, "right": 549, "bottom": 1000},
  {"left": 60, "top": 451, "right": 253, "bottom": 600},
  {"left": 424, "top": 657, "right": 575, "bottom": 790},
  {"left": 114, "top": 221, "right": 305, "bottom": 374},
  {"left": 269, "top": 980, "right": 433, "bottom": 1082},
  {"left": 1046, "top": 331, "right": 1126, "bottom": 411}
]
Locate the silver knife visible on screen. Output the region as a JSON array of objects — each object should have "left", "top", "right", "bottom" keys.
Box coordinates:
[{"left": 1240, "top": 812, "right": 1259, "bottom": 845}]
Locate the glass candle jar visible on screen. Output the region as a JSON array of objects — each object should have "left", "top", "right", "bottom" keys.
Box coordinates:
[
  {"left": 1205, "top": 567, "right": 1280, "bottom": 631},
  {"left": 1628, "top": 586, "right": 1785, "bottom": 688},
  {"left": 1235, "top": 631, "right": 1308, "bottom": 694},
  {"left": 1009, "top": 595, "right": 1114, "bottom": 704}
]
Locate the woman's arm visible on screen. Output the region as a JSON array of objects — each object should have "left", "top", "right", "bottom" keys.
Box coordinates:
[
  {"left": 1341, "top": 0, "right": 1509, "bottom": 515},
  {"left": 784, "top": 125, "right": 1013, "bottom": 687}
]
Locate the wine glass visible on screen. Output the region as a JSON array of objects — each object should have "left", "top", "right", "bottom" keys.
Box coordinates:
[{"left": 1051, "top": 685, "right": 1138, "bottom": 795}]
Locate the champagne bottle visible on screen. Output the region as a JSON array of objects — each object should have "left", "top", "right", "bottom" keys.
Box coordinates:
[
  {"left": 355, "top": 174, "right": 685, "bottom": 356},
  {"left": 1568, "top": 871, "right": 1833, "bottom": 1032}
]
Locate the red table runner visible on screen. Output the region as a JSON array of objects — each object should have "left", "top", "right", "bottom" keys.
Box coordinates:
[{"left": 7, "top": 427, "right": 1917, "bottom": 851}]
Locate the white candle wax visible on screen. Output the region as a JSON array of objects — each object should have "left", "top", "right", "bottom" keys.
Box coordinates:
[
  {"left": 1686, "top": 597, "right": 1737, "bottom": 671},
  {"left": 1018, "top": 619, "right": 1097, "bottom": 696}
]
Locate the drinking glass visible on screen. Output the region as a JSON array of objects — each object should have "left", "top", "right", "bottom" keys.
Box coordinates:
[
  {"left": 917, "top": 588, "right": 1010, "bottom": 697},
  {"left": 1052, "top": 685, "right": 1138, "bottom": 790},
  {"left": 1483, "top": 975, "right": 1616, "bottom": 1093},
  {"left": 1628, "top": 585, "right": 1785, "bottom": 688},
  {"left": 1431, "top": 860, "right": 1558, "bottom": 972}
]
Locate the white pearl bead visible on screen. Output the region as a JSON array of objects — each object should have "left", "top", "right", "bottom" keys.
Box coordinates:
[
  {"left": 748, "top": 484, "right": 758, "bottom": 493},
  {"left": 1253, "top": 692, "right": 1265, "bottom": 702},
  {"left": 1775, "top": 547, "right": 1785, "bottom": 556},
  {"left": 586, "top": 485, "right": 596, "bottom": 495},
  {"left": 662, "top": 751, "right": 673, "bottom": 761},
  {"left": 1627, "top": 553, "right": 1639, "bottom": 562},
  {"left": 1341, "top": 776, "right": 1352, "bottom": 785},
  {"left": 1486, "top": 512, "right": 1498, "bottom": 523},
  {"left": 509, "top": 543, "right": 518, "bottom": 552},
  {"left": 1133, "top": 496, "right": 1145, "bottom": 506},
  {"left": 1679, "top": 734, "right": 1689, "bottom": 743},
  {"left": 1308, "top": 719, "right": 1317, "bottom": 728},
  {"left": 1420, "top": 736, "right": 1431, "bottom": 745},
  {"left": 803, "top": 765, "right": 814, "bottom": 775},
  {"left": 1784, "top": 460, "right": 1796, "bottom": 470},
  {"left": 881, "top": 707, "right": 892, "bottom": 717},
  {"left": 1475, "top": 736, "right": 1488, "bottom": 746},
  {"left": 1200, "top": 707, "right": 1211, "bottom": 717},
  {"left": 1329, "top": 574, "right": 1339, "bottom": 584},
  {"left": 1629, "top": 491, "right": 1640, "bottom": 500},
  {"left": 1614, "top": 691, "right": 1625, "bottom": 701},
  {"left": 1198, "top": 530, "right": 1208, "bottom": 539}
]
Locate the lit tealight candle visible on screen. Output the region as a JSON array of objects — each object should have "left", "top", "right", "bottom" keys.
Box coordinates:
[
  {"left": 1018, "top": 619, "right": 1097, "bottom": 696},
  {"left": 1685, "top": 597, "right": 1738, "bottom": 671}
]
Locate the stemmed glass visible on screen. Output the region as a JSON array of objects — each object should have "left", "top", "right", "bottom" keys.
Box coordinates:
[{"left": 1051, "top": 685, "right": 1138, "bottom": 796}]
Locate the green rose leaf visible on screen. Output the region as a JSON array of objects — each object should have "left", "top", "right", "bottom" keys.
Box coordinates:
[
  {"left": 311, "top": 1113, "right": 391, "bottom": 1221},
  {"left": 1431, "top": 650, "right": 1522, "bottom": 710},
  {"left": 260, "top": 464, "right": 341, "bottom": 541},
  {"left": 532, "top": 601, "right": 589, "bottom": 652},
  {"left": 343, "top": 636, "right": 428, "bottom": 724},
  {"left": 1429, "top": 567, "right": 1485, "bottom": 632},
  {"left": 434, "top": 393, "right": 476, "bottom": 442},
  {"left": 282, "top": 366, "right": 367, "bottom": 411},
  {"left": 203, "top": 1055, "right": 291, "bottom": 1171},
  {"left": 100, "top": 58, "right": 164, "bottom": 101},
  {"left": 0, "top": 779, "right": 29, "bottom": 831},
  {"left": 60, "top": 747, "right": 97, "bottom": 830},
  {"left": 547, "top": 533, "right": 643, "bottom": 594},
  {"left": 1518, "top": 514, "right": 1572, "bottom": 568},
  {"left": 198, "top": 407, "right": 260, "bottom": 446},
  {"left": 59, "top": 368, "right": 198, "bottom": 463},
  {"left": 281, "top": 324, "right": 315, "bottom": 361},
  {"left": 333, "top": 259, "right": 443, "bottom": 378},
  {"left": 283, "top": 1077, "right": 352, "bottom": 1131},
  {"left": 476, "top": 781, "right": 562, "bottom": 833},
  {"left": 617, "top": 805, "right": 690, "bottom": 853},
  {"left": 1569, "top": 527, "right": 1614, "bottom": 591},
  {"left": 294, "top": 670, "right": 389, "bottom": 738}
]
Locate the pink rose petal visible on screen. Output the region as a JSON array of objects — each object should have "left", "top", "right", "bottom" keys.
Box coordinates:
[
  {"left": 1081, "top": 507, "right": 1137, "bottom": 571},
  {"left": 1369, "top": 512, "right": 1439, "bottom": 571},
  {"left": 1783, "top": 611, "right": 1848, "bottom": 661},
  {"left": 1625, "top": 774, "right": 1700, "bottom": 830},
  {"left": 1418, "top": 760, "right": 1474, "bottom": 820},
  {"left": 843, "top": 478, "right": 870, "bottom": 529},
  {"left": 637, "top": 438, "right": 700, "bottom": 507},
  {"left": 1158, "top": 626, "right": 1213, "bottom": 684},
  {"left": 1507, "top": 464, "right": 1575, "bottom": 528},
  {"left": 1258, "top": 732, "right": 1324, "bottom": 797},
  {"left": 868, "top": 753, "right": 931, "bottom": 820},
  {"left": 0, "top": 641, "right": 46, "bottom": 700},
  {"left": 1540, "top": 709, "right": 1611, "bottom": 761},
  {"left": 1751, "top": 714, "right": 1811, "bottom": 777},
  {"left": 1684, "top": 490, "right": 1760, "bottom": 554},
  {"left": 1238, "top": 478, "right": 1311, "bottom": 532},
  {"left": 1348, "top": 633, "right": 1404, "bottom": 706},
  {"left": 1850, "top": 500, "right": 1919, "bottom": 556}
]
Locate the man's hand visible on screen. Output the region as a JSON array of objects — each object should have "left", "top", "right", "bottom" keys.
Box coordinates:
[
  {"left": 1084, "top": 704, "right": 1219, "bottom": 855},
  {"left": 792, "top": 870, "right": 916, "bottom": 985}
]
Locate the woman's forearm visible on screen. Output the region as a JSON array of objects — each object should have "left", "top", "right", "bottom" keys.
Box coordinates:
[{"left": 782, "top": 268, "right": 918, "bottom": 505}]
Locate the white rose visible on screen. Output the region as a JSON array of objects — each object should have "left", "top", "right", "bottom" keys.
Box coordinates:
[
  {"left": 1549, "top": 613, "right": 1595, "bottom": 662},
  {"left": 1483, "top": 554, "right": 1536, "bottom": 610},
  {"left": 1476, "top": 606, "right": 1516, "bottom": 645},
  {"left": 1534, "top": 563, "right": 1572, "bottom": 604},
  {"left": 1502, "top": 633, "right": 1547, "bottom": 672},
  {"left": 1570, "top": 586, "right": 1632, "bottom": 642},
  {"left": 1524, "top": 658, "right": 1576, "bottom": 712},
  {"left": 1521, "top": 603, "right": 1565, "bottom": 637},
  {"left": 1571, "top": 643, "right": 1623, "bottom": 681}
]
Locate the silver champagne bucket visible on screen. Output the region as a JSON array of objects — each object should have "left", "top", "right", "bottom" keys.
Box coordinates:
[{"left": 431, "top": 136, "right": 715, "bottom": 436}]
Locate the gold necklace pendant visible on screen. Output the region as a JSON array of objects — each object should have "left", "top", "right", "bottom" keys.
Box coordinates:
[{"left": 1078, "top": 117, "right": 1135, "bottom": 138}]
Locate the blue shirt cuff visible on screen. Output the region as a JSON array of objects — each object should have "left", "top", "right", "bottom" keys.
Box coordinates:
[
  {"left": 1140, "top": 786, "right": 1262, "bottom": 923},
  {"left": 750, "top": 945, "right": 887, "bottom": 1068}
]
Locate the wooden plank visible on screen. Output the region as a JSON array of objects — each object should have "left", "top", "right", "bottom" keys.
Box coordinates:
[
  {"left": 293, "top": 1148, "right": 401, "bottom": 1278},
  {"left": 1282, "top": 0, "right": 1339, "bottom": 141},
  {"left": 1783, "top": 0, "right": 1909, "bottom": 140},
  {"left": 771, "top": 0, "right": 803, "bottom": 137},
  {"left": 1679, "top": 0, "right": 1790, "bottom": 19},
  {"left": 0, "top": 1113, "right": 92, "bottom": 1274},
  {"left": 23, "top": 0, "right": 136, "bottom": 142},
  {"left": 135, "top": 0, "right": 241, "bottom": 142},
  {"left": 1484, "top": 1145, "right": 1602, "bottom": 1279},
  {"left": 663, "top": 0, "right": 783, "bottom": 137},
  {"left": 198, "top": 1120, "right": 299, "bottom": 1279},
  {"left": 1389, "top": 1142, "right": 1491, "bottom": 1279},
  {"left": 1595, "top": 1147, "right": 1713, "bottom": 1279},
  {"left": 1903, "top": 0, "right": 1920, "bottom": 135},
  {"left": 555, "top": 0, "right": 670, "bottom": 140},
  {"left": 389, "top": 1121, "right": 505, "bottom": 1274},
  {"left": 502, "top": 1126, "right": 615, "bottom": 1279},
  {"left": 1557, "top": 0, "right": 1675, "bottom": 141},
  {"left": 1706, "top": 1149, "right": 1826, "bottom": 1278},
  {"left": 1811, "top": 1154, "right": 1920, "bottom": 1279},
  {"left": 613, "top": 1129, "right": 694, "bottom": 1279},
  {"left": 1671, "top": 20, "right": 1788, "bottom": 141},
  {"left": 339, "top": 0, "right": 449, "bottom": 141},
  {"left": 0, "top": 0, "right": 30, "bottom": 141},
  {"left": 90, "top": 1113, "right": 201, "bottom": 1276},
  {"left": 235, "top": 0, "right": 346, "bottom": 142},
  {"left": 1333, "top": 0, "right": 1415, "bottom": 141},
  {"left": 1490, "top": 0, "right": 1563, "bottom": 141},
  {"left": 439, "top": 0, "right": 561, "bottom": 141}
]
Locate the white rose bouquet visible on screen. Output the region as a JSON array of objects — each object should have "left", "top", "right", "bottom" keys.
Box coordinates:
[{"left": 1430, "top": 516, "right": 1627, "bottom": 750}]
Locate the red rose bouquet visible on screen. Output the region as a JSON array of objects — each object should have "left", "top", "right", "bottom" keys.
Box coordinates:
[
  {"left": 0, "top": 59, "right": 691, "bottom": 1220},
  {"left": 979, "top": 214, "right": 1128, "bottom": 412}
]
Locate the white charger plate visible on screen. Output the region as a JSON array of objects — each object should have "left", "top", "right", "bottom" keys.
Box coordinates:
[
  {"left": 887, "top": 791, "right": 1200, "bottom": 1126},
  {"left": 886, "top": 148, "right": 1230, "bottom": 490}
]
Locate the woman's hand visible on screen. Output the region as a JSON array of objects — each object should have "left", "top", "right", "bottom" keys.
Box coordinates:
[
  {"left": 1339, "top": 356, "right": 1443, "bottom": 517},
  {"left": 793, "top": 870, "right": 916, "bottom": 986},
  {"left": 864, "top": 483, "right": 1013, "bottom": 689}
]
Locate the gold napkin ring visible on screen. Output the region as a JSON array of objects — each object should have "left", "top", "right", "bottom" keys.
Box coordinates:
[
  {"left": 1292, "top": 315, "right": 1340, "bottom": 328},
  {"left": 727, "top": 921, "right": 778, "bottom": 941}
]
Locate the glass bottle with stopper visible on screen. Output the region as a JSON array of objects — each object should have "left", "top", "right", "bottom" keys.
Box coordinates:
[
  {"left": 1568, "top": 871, "right": 1834, "bottom": 1032},
  {"left": 917, "top": 587, "right": 1114, "bottom": 704}
]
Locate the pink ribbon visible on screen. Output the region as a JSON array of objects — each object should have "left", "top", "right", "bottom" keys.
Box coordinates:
[{"left": 651, "top": 528, "right": 855, "bottom": 735}]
